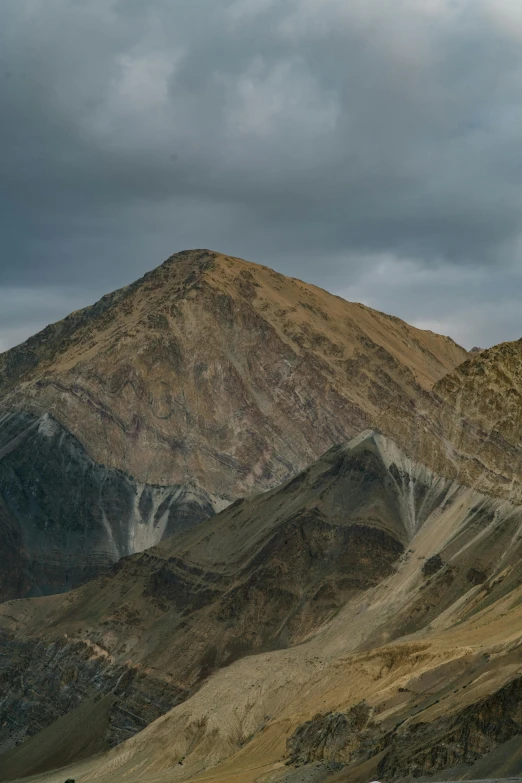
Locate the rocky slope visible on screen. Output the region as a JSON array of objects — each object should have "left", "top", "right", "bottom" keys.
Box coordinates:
[
  {"left": 377, "top": 337, "right": 522, "bottom": 503},
  {"left": 3, "top": 431, "right": 522, "bottom": 782},
  {"left": 0, "top": 411, "right": 221, "bottom": 600},
  {"left": 0, "top": 249, "right": 467, "bottom": 499},
  {"left": 436, "top": 337, "right": 522, "bottom": 451}
]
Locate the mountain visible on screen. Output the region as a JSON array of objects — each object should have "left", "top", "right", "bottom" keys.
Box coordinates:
[
  {"left": 0, "top": 249, "right": 469, "bottom": 597},
  {"left": 3, "top": 430, "right": 522, "bottom": 782},
  {"left": 0, "top": 250, "right": 467, "bottom": 495},
  {"left": 3, "top": 252, "right": 522, "bottom": 783}
]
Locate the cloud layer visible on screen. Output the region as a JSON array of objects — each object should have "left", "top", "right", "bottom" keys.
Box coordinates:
[{"left": 1, "top": 0, "right": 522, "bottom": 348}]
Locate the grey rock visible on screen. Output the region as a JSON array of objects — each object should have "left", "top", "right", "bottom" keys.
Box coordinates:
[{"left": 0, "top": 411, "right": 222, "bottom": 600}]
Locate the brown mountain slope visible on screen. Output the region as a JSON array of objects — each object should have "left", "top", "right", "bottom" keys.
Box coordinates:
[
  {"left": 436, "top": 337, "right": 522, "bottom": 443},
  {"left": 4, "top": 432, "right": 522, "bottom": 782},
  {"left": 0, "top": 249, "right": 467, "bottom": 498},
  {"left": 377, "top": 337, "right": 522, "bottom": 503}
]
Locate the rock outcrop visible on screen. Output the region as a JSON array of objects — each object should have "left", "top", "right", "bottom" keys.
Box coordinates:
[
  {"left": 377, "top": 336, "right": 522, "bottom": 503},
  {"left": 0, "top": 411, "right": 221, "bottom": 600}
]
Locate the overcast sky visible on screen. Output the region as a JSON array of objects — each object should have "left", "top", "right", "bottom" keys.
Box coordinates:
[{"left": 1, "top": 0, "right": 522, "bottom": 351}]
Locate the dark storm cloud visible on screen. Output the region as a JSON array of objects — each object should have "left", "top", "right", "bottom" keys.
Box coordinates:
[{"left": 1, "top": 0, "right": 522, "bottom": 348}]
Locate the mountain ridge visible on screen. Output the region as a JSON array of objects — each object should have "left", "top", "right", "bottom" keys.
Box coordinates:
[
  {"left": 2, "top": 429, "right": 522, "bottom": 782},
  {"left": 0, "top": 249, "right": 466, "bottom": 383}
]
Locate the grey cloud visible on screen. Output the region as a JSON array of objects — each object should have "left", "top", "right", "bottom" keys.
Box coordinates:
[
  {"left": 0, "top": 0, "right": 521, "bottom": 348},
  {"left": 340, "top": 254, "right": 522, "bottom": 348}
]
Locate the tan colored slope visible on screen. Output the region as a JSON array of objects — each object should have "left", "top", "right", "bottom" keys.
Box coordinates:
[
  {"left": 0, "top": 249, "right": 467, "bottom": 497},
  {"left": 5, "top": 433, "right": 522, "bottom": 782},
  {"left": 20, "top": 457, "right": 522, "bottom": 783},
  {"left": 377, "top": 337, "right": 522, "bottom": 503}
]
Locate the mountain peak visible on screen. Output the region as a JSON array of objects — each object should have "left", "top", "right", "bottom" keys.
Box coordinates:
[
  {"left": 0, "top": 251, "right": 468, "bottom": 500},
  {"left": 342, "top": 429, "right": 433, "bottom": 473}
]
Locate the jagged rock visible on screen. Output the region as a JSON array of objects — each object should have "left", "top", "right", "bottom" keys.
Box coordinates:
[
  {"left": 0, "top": 629, "right": 186, "bottom": 762},
  {"left": 287, "top": 702, "right": 374, "bottom": 765},
  {"left": 422, "top": 553, "right": 444, "bottom": 576},
  {"left": 377, "top": 675, "right": 522, "bottom": 779},
  {"left": 378, "top": 336, "right": 522, "bottom": 504}
]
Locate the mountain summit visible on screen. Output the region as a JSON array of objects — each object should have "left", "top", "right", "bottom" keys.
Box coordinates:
[{"left": 0, "top": 249, "right": 467, "bottom": 496}]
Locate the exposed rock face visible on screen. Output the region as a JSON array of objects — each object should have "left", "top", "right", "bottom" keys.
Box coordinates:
[
  {"left": 0, "top": 629, "right": 186, "bottom": 780},
  {"left": 4, "top": 430, "right": 522, "bottom": 782},
  {"left": 0, "top": 411, "right": 220, "bottom": 600},
  {"left": 283, "top": 670, "right": 522, "bottom": 780},
  {"left": 0, "top": 250, "right": 468, "bottom": 500},
  {"left": 377, "top": 675, "right": 522, "bottom": 779},
  {"left": 374, "top": 338, "right": 522, "bottom": 504},
  {"left": 287, "top": 703, "right": 375, "bottom": 765},
  {"left": 436, "top": 338, "right": 522, "bottom": 445}
]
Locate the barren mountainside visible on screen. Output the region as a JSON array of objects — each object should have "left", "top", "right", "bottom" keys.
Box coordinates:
[
  {"left": 436, "top": 337, "right": 522, "bottom": 443},
  {"left": 3, "top": 432, "right": 522, "bottom": 782},
  {"left": 0, "top": 249, "right": 467, "bottom": 497},
  {"left": 376, "top": 337, "right": 522, "bottom": 503},
  {"left": 0, "top": 411, "right": 220, "bottom": 601}
]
